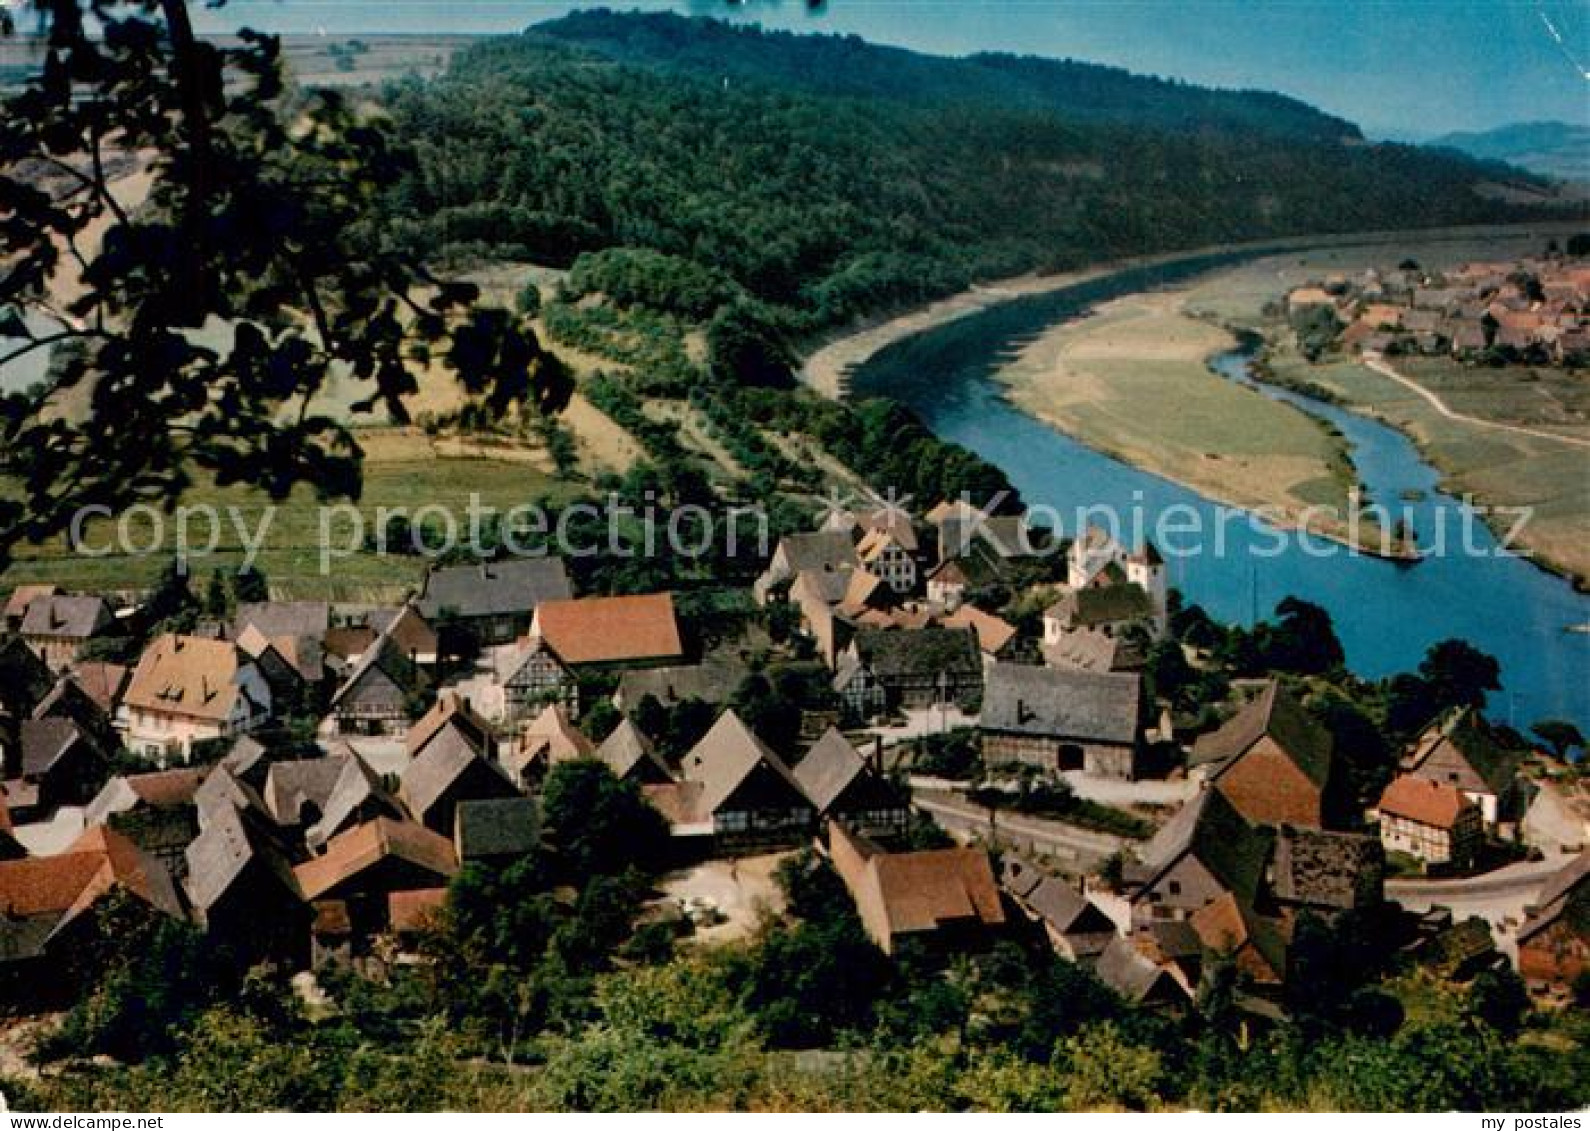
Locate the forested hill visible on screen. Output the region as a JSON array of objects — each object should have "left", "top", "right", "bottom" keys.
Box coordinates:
[
  {"left": 533, "top": 8, "right": 1359, "bottom": 144},
  {"left": 378, "top": 11, "right": 1559, "bottom": 337}
]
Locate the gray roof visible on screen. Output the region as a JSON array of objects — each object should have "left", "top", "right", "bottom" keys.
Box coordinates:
[
  {"left": 1407, "top": 707, "right": 1518, "bottom": 798},
  {"left": 83, "top": 767, "right": 206, "bottom": 827},
  {"left": 259, "top": 748, "right": 403, "bottom": 849},
  {"left": 233, "top": 601, "right": 330, "bottom": 640},
  {"left": 194, "top": 764, "right": 270, "bottom": 829},
  {"left": 832, "top": 652, "right": 869, "bottom": 693},
  {"left": 304, "top": 748, "right": 402, "bottom": 850},
  {"left": 401, "top": 727, "right": 516, "bottom": 820},
  {"left": 982, "top": 516, "right": 1044, "bottom": 558},
  {"left": 329, "top": 631, "right": 422, "bottom": 709},
  {"left": 791, "top": 727, "right": 867, "bottom": 812},
  {"left": 417, "top": 557, "right": 572, "bottom": 620},
  {"left": 32, "top": 676, "right": 114, "bottom": 739},
  {"left": 184, "top": 800, "right": 300, "bottom": 912},
  {"left": 0, "top": 916, "right": 58, "bottom": 964},
  {"left": 794, "top": 567, "right": 855, "bottom": 606},
  {"left": 1132, "top": 787, "right": 1273, "bottom": 904},
  {"left": 999, "top": 853, "right": 1105, "bottom": 934},
  {"left": 778, "top": 532, "right": 860, "bottom": 576},
  {"left": 981, "top": 663, "right": 1142, "bottom": 746},
  {"left": 1042, "top": 629, "right": 1144, "bottom": 673},
  {"left": 20, "top": 717, "right": 90, "bottom": 776},
  {"left": 220, "top": 735, "right": 269, "bottom": 782},
  {"left": 855, "top": 626, "right": 982, "bottom": 681},
  {"left": 1094, "top": 936, "right": 1176, "bottom": 1003},
  {"left": 682, "top": 710, "right": 806, "bottom": 816},
  {"left": 1518, "top": 849, "right": 1590, "bottom": 946},
  {"left": 455, "top": 797, "right": 540, "bottom": 860},
  {"left": 0, "top": 636, "right": 53, "bottom": 714},
  {"left": 616, "top": 658, "right": 747, "bottom": 708},
  {"left": 83, "top": 777, "right": 141, "bottom": 828},
  {"left": 1270, "top": 825, "right": 1383, "bottom": 911},
  {"left": 264, "top": 757, "right": 348, "bottom": 826},
  {"left": 594, "top": 719, "right": 673, "bottom": 783},
  {"left": 1045, "top": 584, "right": 1154, "bottom": 629},
  {"left": 20, "top": 595, "right": 113, "bottom": 640}
]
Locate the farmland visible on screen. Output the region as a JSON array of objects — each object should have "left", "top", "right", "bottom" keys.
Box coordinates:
[{"left": 995, "top": 289, "right": 1362, "bottom": 544}]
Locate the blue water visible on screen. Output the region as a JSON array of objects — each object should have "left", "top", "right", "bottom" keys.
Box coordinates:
[{"left": 851, "top": 256, "right": 1590, "bottom": 731}]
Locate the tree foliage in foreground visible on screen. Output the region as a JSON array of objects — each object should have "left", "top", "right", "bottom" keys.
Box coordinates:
[{"left": 0, "top": 1, "right": 571, "bottom": 569}]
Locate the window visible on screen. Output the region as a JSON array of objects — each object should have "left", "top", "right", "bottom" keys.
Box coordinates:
[{"left": 1168, "top": 880, "right": 1182, "bottom": 896}]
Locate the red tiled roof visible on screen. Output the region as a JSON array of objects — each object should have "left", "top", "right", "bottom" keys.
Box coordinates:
[
  {"left": 941, "top": 605, "right": 1017, "bottom": 656},
  {"left": 0, "top": 826, "right": 174, "bottom": 920},
  {"left": 406, "top": 691, "right": 494, "bottom": 759},
  {"left": 294, "top": 817, "right": 458, "bottom": 901},
  {"left": 532, "top": 594, "right": 683, "bottom": 667},
  {"left": 1377, "top": 775, "right": 1471, "bottom": 830},
  {"left": 870, "top": 848, "right": 1005, "bottom": 934},
  {"left": 0, "top": 853, "right": 107, "bottom": 917},
  {"left": 126, "top": 767, "right": 209, "bottom": 808},
  {"left": 124, "top": 635, "right": 255, "bottom": 722},
  {"left": 71, "top": 663, "right": 130, "bottom": 714}
]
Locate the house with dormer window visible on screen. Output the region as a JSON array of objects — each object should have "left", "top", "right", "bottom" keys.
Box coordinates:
[{"left": 123, "top": 635, "right": 272, "bottom": 764}]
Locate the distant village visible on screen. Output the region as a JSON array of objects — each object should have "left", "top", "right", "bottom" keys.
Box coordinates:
[
  {"left": 1, "top": 489, "right": 1586, "bottom": 1025},
  {"left": 1285, "top": 252, "right": 1590, "bottom": 363}
]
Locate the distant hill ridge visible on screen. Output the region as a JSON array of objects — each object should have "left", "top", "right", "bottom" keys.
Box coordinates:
[
  {"left": 379, "top": 10, "right": 1566, "bottom": 339},
  {"left": 1429, "top": 121, "right": 1590, "bottom": 183},
  {"left": 532, "top": 8, "right": 1361, "bottom": 144}
]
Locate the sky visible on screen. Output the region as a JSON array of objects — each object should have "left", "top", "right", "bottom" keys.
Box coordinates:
[{"left": 189, "top": 1, "right": 1590, "bottom": 138}]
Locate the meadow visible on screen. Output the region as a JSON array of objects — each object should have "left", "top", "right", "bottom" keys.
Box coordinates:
[
  {"left": 995, "top": 289, "right": 1363, "bottom": 545},
  {"left": 0, "top": 429, "right": 578, "bottom": 602},
  {"left": 1179, "top": 236, "right": 1590, "bottom": 584}
]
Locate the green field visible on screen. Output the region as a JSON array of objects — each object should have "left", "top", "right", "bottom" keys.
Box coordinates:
[
  {"left": 1179, "top": 238, "right": 1590, "bottom": 584},
  {"left": 998, "top": 289, "right": 1364, "bottom": 545},
  {"left": 1, "top": 431, "right": 578, "bottom": 602},
  {"left": 1264, "top": 350, "right": 1590, "bottom": 584}
]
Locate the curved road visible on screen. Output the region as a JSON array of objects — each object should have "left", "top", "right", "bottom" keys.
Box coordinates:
[
  {"left": 912, "top": 787, "right": 1129, "bottom": 870},
  {"left": 1385, "top": 855, "right": 1568, "bottom": 960},
  {"left": 1363, "top": 353, "right": 1590, "bottom": 451},
  {"left": 1385, "top": 855, "right": 1566, "bottom": 904}
]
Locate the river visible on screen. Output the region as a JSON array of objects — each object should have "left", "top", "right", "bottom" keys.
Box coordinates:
[{"left": 850, "top": 254, "right": 1590, "bottom": 731}]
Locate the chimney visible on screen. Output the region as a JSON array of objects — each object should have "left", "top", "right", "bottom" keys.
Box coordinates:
[{"left": 1016, "top": 697, "right": 1030, "bottom": 725}]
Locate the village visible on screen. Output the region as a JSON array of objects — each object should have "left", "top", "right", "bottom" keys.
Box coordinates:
[
  {"left": 1286, "top": 249, "right": 1590, "bottom": 363},
  {"left": 1, "top": 486, "right": 1586, "bottom": 1032}
]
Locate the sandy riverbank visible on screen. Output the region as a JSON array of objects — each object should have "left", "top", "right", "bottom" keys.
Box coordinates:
[
  {"left": 996, "top": 289, "right": 1372, "bottom": 550},
  {"left": 797, "top": 222, "right": 1583, "bottom": 399}
]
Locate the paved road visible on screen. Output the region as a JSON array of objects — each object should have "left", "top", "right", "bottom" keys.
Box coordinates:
[
  {"left": 913, "top": 787, "right": 1128, "bottom": 870},
  {"left": 1060, "top": 770, "right": 1196, "bottom": 808},
  {"left": 1364, "top": 353, "right": 1590, "bottom": 451},
  {"left": 1386, "top": 855, "right": 1570, "bottom": 960},
  {"left": 863, "top": 706, "right": 978, "bottom": 748},
  {"left": 1386, "top": 855, "right": 1566, "bottom": 904}
]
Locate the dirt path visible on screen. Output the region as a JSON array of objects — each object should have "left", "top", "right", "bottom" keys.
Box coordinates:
[{"left": 1363, "top": 353, "right": 1590, "bottom": 451}]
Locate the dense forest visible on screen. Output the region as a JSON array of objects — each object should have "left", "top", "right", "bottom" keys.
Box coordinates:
[{"left": 377, "top": 10, "right": 1556, "bottom": 339}]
